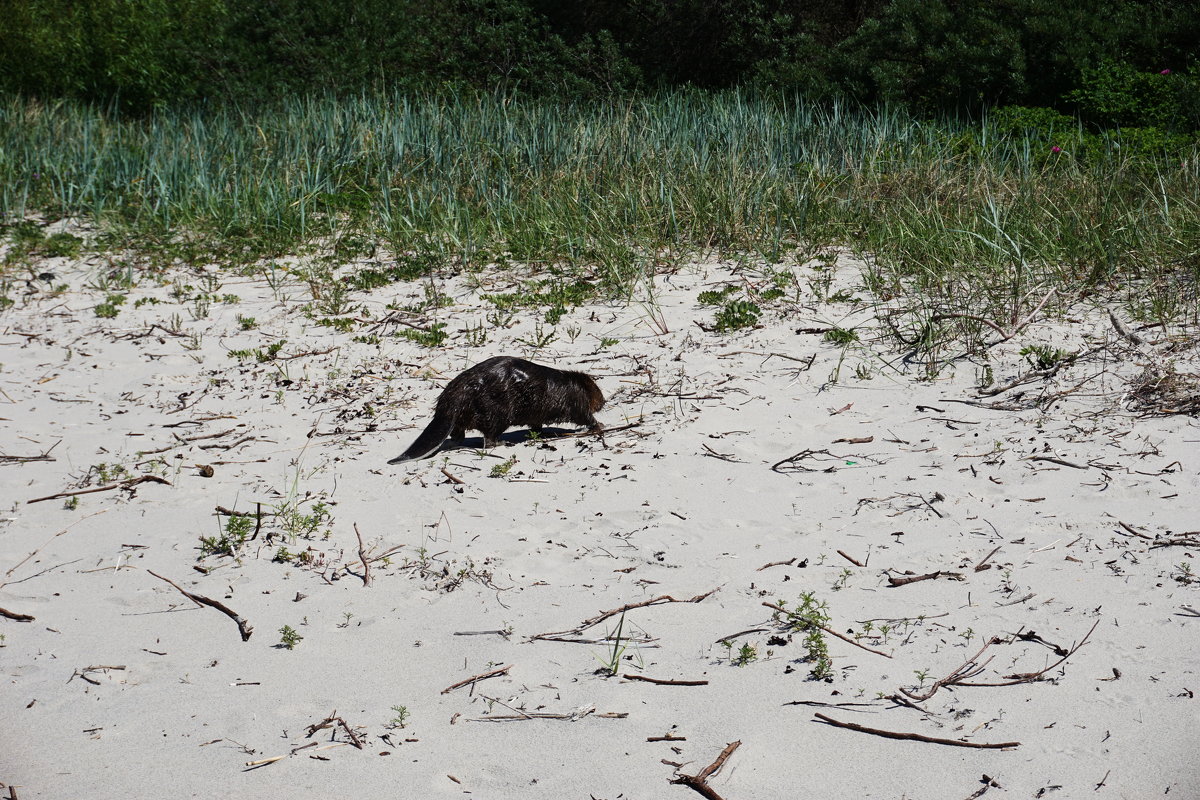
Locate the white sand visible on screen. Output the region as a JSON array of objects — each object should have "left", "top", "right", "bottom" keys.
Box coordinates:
[{"left": 2, "top": 249, "right": 1197, "bottom": 798}]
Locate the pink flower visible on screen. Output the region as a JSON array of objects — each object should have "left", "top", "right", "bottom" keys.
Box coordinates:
[
  {"left": 1051, "top": 146, "right": 1062, "bottom": 154},
  {"left": 1160, "top": 69, "right": 1172, "bottom": 75}
]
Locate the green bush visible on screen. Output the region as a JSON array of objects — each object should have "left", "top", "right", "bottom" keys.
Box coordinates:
[{"left": 1067, "top": 60, "right": 1198, "bottom": 131}]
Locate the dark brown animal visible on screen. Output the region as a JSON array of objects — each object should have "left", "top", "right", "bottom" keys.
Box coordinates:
[{"left": 388, "top": 356, "right": 604, "bottom": 463}]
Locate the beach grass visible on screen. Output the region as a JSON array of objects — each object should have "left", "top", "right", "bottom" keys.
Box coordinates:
[{"left": 2, "top": 89, "right": 1197, "bottom": 339}]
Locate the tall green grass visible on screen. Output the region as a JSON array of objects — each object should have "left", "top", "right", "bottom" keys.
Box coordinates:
[{"left": 1, "top": 89, "right": 1197, "bottom": 324}]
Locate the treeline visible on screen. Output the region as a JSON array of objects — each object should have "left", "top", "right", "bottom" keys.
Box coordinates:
[{"left": 0, "top": 0, "right": 1197, "bottom": 126}]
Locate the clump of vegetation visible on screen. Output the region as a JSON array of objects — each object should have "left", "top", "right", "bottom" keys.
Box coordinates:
[
  {"left": 199, "top": 515, "right": 254, "bottom": 558},
  {"left": 713, "top": 299, "right": 762, "bottom": 332},
  {"left": 397, "top": 322, "right": 448, "bottom": 348},
  {"left": 94, "top": 293, "right": 126, "bottom": 318},
  {"left": 489, "top": 456, "right": 517, "bottom": 478},
  {"left": 772, "top": 593, "right": 834, "bottom": 681},
  {"left": 823, "top": 327, "right": 858, "bottom": 346},
  {"left": 278, "top": 625, "right": 303, "bottom": 650}
]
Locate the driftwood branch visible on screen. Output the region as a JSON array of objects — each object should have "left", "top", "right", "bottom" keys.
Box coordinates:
[
  {"left": 669, "top": 740, "right": 741, "bottom": 800},
  {"left": 623, "top": 674, "right": 709, "bottom": 686},
  {"left": 813, "top": 713, "right": 1019, "bottom": 749},
  {"left": 887, "top": 570, "right": 965, "bottom": 587},
  {"left": 0, "top": 606, "right": 35, "bottom": 622},
  {"left": 353, "top": 523, "right": 371, "bottom": 587},
  {"left": 441, "top": 664, "right": 512, "bottom": 694},
  {"left": 27, "top": 475, "right": 171, "bottom": 505},
  {"left": 532, "top": 588, "right": 719, "bottom": 641},
  {"left": 147, "top": 570, "right": 253, "bottom": 641}
]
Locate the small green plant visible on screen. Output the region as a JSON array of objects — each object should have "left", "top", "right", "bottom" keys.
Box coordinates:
[
  {"left": 489, "top": 456, "right": 517, "bottom": 478},
  {"left": 199, "top": 514, "right": 254, "bottom": 557},
  {"left": 276, "top": 499, "right": 333, "bottom": 542},
  {"left": 732, "top": 642, "right": 758, "bottom": 666},
  {"left": 278, "top": 625, "right": 303, "bottom": 650},
  {"left": 517, "top": 321, "right": 557, "bottom": 349},
  {"left": 94, "top": 293, "right": 126, "bottom": 318},
  {"left": 594, "top": 611, "right": 629, "bottom": 676},
  {"left": 464, "top": 321, "right": 488, "bottom": 347},
  {"left": 42, "top": 232, "right": 83, "bottom": 259},
  {"left": 89, "top": 462, "right": 130, "bottom": 484},
  {"left": 773, "top": 592, "right": 834, "bottom": 681},
  {"left": 237, "top": 315, "right": 257, "bottom": 330},
  {"left": 387, "top": 705, "right": 410, "bottom": 729},
  {"left": 913, "top": 668, "right": 931, "bottom": 688},
  {"left": 599, "top": 337, "right": 619, "bottom": 348},
  {"left": 63, "top": 496, "right": 80, "bottom": 510},
  {"left": 832, "top": 567, "right": 853, "bottom": 590},
  {"left": 1020, "top": 344, "right": 1076, "bottom": 370},
  {"left": 1173, "top": 561, "right": 1196, "bottom": 585},
  {"left": 398, "top": 322, "right": 448, "bottom": 348},
  {"left": 823, "top": 327, "right": 859, "bottom": 345},
  {"left": 713, "top": 299, "right": 761, "bottom": 332},
  {"left": 697, "top": 285, "right": 738, "bottom": 305}
]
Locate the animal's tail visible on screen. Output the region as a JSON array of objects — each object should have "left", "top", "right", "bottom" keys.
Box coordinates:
[{"left": 387, "top": 411, "right": 454, "bottom": 463}]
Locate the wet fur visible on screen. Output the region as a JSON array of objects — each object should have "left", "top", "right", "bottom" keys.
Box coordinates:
[{"left": 388, "top": 356, "right": 604, "bottom": 463}]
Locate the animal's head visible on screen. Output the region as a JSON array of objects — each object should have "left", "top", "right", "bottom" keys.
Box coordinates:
[{"left": 583, "top": 375, "right": 604, "bottom": 412}]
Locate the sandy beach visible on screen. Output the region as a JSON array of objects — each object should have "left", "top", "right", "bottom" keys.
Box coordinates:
[{"left": 2, "top": 243, "right": 1198, "bottom": 798}]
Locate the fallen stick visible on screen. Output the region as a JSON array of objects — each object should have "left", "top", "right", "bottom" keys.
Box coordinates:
[
  {"left": 959, "top": 619, "right": 1099, "bottom": 686},
  {"left": 440, "top": 467, "right": 465, "bottom": 485},
  {"left": 669, "top": 740, "right": 741, "bottom": 800},
  {"left": 837, "top": 550, "right": 865, "bottom": 567},
  {"left": 756, "top": 557, "right": 796, "bottom": 571},
  {"left": 1025, "top": 455, "right": 1088, "bottom": 470},
  {"left": 140, "top": 428, "right": 238, "bottom": 455},
  {"left": 1117, "top": 521, "right": 1153, "bottom": 540},
  {"left": 441, "top": 664, "right": 512, "bottom": 694},
  {"left": 900, "top": 637, "right": 1000, "bottom": 702},
  {"left": 353, "top": 523, "right": 371, "bottom": 587},
  {"left": 470, "top": 710, "right": 628, "bottom": 722},
  {"left": 887, "top": 570, "right": 965, "bottom": 587},
  {"left": 147, "top": 570, "right": 253, "bottom": 641},
  {"left": 623, "top": 674, "right": 709, "bottom": 686},
  {"left": 1150, "top": 536, "right": 1200, "bottom": 549},
  {"left": 813, "top": 713, "right": 1019, "bottom": 749},
  {"left": 27, "top": 475, "right": 171, "bottom": 505},
  {"left": 532, "top": 588, "right": 719, "bottom": 640},
  {"left": 762, "top": 602, "right": 892, "bottom": 659},
  {"left": 974, "top": 547, "right": 1002, "bottom": 572},
  {"left": 0, "top": 606, "right": 34, "bottom": 622}
]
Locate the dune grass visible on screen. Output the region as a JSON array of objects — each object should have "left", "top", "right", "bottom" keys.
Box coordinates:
[{"left": 1, "top": 89, "right": 1198, "bottom": 343}]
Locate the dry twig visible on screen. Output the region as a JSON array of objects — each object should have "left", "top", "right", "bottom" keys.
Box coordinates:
[
  {"left": 532, "top": 588, "right": 719, "bottom": 641},
  {"left": 623, "top": 674, "right": 709, "bottom": 686},
  {"left": 441, "top": 664, "right": 513, "bottom": 694},
  {"left": 669, "top": 740, "right": 741, "bottom": 800},
  {"left": 813, "top": 713, "right": 1019, "bottom": 749},
  {"left": 27, "top": 475, "right": 170, "bottom": 505},
  {"left": 147, "top": 570, "right": 253, "bottom": 641}
]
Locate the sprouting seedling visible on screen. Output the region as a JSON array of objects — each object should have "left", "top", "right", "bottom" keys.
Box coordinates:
[
  {"left": 913, "top": 668, "right": 931, "bottom": 688},
  {"left": 388, "top": 705, "right": 410, "bottom": 729},
  {"left": 832, "top": 567, "right": 852, "bottom": 590}
]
